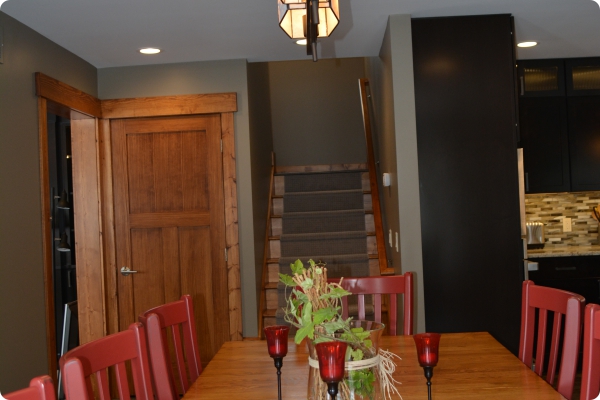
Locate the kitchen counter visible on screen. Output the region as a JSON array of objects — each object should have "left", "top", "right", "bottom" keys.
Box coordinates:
[{"left": 528, "top": 245, "right": 600, "bottom": 258}]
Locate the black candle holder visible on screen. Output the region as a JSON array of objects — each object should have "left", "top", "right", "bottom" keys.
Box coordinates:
[
  {"left": 273, "top": 357, "right": 284, "bottom": 400},
  {"left": 422, "top": 365, "right": 434, "bottom": 400}
]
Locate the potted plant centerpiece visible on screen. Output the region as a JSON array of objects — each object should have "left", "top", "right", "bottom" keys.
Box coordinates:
[{"left": 279, "top": 259, "right": 402, "bottom": 400}]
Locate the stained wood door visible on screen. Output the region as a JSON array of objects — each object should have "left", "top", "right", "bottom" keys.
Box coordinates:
[{"left": 112, "top": 114, "right": 228, "bottom": 365}]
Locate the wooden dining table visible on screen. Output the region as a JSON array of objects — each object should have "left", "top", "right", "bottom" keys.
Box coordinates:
[{"left": 183, "top": 332, "right": 565, "bottom": 399}]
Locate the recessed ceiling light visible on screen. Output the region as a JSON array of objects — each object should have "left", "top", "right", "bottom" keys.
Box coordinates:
[
  {"left": 517, "top": 41, "right": 538, "bottom": 48},
  {"left": 139, "top": 48, "right": 161, "bottom": 55},
  {"left": 296, "top": 39, "right": 307, "bottom": 46}
]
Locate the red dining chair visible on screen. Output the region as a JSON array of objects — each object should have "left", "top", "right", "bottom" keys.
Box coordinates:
[
  {"left": 519, "top": 280, "right": 584, "bottom": 400},
  {"left": 4, "top": 376, "right": 55, "bottom": 400},
  {"left": 336, "top": 272, "right": 414, "bottom": 335},
  {"left": 581, "top": 303, "right": 600, "bottom": 400},
  {"left": 59, "top": 322, "right": 154, "bottom": 400},
  {"left": 139, "top": 294, "right": 202, "bottom": 400}
]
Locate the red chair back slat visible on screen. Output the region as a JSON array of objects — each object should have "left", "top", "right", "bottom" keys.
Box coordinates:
[
  {"left": 59, "top": 322, "right": 154, "bottom": 400},
  {"left": 139, "top": 294, "right": 202, "bottom": 400},
  {"left": 333, "top": 273, "right": 413, "bottom": 335},
  {"left": 519, "top": 280, "right": 584, "bottom": 400},
  {"left": 580, "top": 303, "right": 600, "bottom": 400},
  {"left": 4, "top": 376, "right": 55, "bottom": 400},
  {"left": 170, "top": 323, "right": 190, "bottom": 390}
]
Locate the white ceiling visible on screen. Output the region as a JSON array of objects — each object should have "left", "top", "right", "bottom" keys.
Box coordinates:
[{"left": 2, "top": 0, "right": 600, "bottom": 68}]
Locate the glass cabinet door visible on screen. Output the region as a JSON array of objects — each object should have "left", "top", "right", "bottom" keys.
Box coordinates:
[
  {"left": 566, "top": 57, "right": 600, "bottom": 96},
  {"left": 517, "top": 59, "right": 565, "bottom": 97}
]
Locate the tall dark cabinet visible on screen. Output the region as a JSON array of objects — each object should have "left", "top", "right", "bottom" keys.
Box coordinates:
[{"left": 412, "top": 14, "right": 523, "bottom": 354}]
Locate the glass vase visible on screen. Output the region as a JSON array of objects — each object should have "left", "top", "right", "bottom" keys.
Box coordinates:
[{"left": 307, "top": 320, "right": 384, "bottom": 400}]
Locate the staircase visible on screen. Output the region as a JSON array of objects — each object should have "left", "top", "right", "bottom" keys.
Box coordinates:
[
  {"left": 259, "top": 164, "right": 387, "bottom": 332},
  {"left": 258, "top": 79, "right": 394, "bottom": 334}
]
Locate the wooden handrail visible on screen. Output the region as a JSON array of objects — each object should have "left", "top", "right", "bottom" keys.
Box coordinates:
[
  {"left": 258, "top": 152, "right": 277, "bottom": 338},
  {"left": 359, "top": 78, "right": 394, "bottom": 275}
]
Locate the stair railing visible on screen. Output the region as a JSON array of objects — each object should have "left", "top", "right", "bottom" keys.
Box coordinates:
[
  {"left": 258, "top": 152, "right": 276, "bottom": 338},
  {"left": 359, "top": 78, "right": 394, "bottom": 275}
]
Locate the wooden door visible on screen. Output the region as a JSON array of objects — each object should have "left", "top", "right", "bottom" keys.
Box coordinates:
[{"left": 112, "top": 114, "right": 228, "bottom": 365}]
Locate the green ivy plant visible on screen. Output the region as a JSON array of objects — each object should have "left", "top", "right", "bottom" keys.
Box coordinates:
[{"left": 279, "top": 259, "right": 378, "bottom": 399}]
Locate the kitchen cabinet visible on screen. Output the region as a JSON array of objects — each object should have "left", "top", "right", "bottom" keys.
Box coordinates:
[
  {"left": 516, "top": 57, "right": 600, "bottom": 97},
  {"left": 566, "top": 57, "right": 600, "bottom": 96},
  {"left": 519, "top": 96, "right": 570, "bottom": 193},
  {"left": 518, "top": 57, "right": 600, "bottom": 192},
  {"left": 517, "top": 59, "right": 565, "bottom": 97},
  {"left": 568, "top": 96, "right": 600, "bottom": 191},
  {"left": 528, "top": 256, "right": 600, "bottom": 304}
]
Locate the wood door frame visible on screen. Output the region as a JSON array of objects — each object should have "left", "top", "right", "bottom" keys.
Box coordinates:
[
  {"left": 36, "top": 73, "right": 243, "bottom": 379},
  {"left": 37, "top": 73, "right": 103, "bottom": 382}
]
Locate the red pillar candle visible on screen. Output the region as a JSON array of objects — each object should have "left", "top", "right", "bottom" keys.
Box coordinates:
[
  {"left": 413, "top": 333, "right": 441, "bottom": 367},
  {"left": 264, "top": 325, "right": 290, "bottom": 358},
  {"left": 315, "top": 341, "right": 348, "bottom": 383}
]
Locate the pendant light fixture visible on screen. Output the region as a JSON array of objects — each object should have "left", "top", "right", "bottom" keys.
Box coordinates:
[{"left": 278, "top": 0, "right": 339, "bottom": 61}]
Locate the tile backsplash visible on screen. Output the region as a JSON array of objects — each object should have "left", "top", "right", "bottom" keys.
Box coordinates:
[{"left": 525, "top": 192, "right": 600, "bottom": 247}]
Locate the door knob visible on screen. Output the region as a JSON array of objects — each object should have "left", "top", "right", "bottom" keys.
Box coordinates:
[{"left": 120, "top": 266, "right": 138, "bottom": 276}]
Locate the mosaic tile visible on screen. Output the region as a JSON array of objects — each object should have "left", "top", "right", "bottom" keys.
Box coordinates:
[{"left": 525, "top": 191, "right": 600, "bottom": 248}]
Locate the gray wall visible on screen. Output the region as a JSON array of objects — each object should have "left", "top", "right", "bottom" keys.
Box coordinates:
[
  {"left": 0, "top": 12, "right": 98, "bottom": 391},
  {"left": 246, "top": 62, "right": 274, "bottom": 314},
  {"left": 268, "top": 58, "right": 367, "bottom": 166},
  {"left": 0, "top": 11, "right": 425, "bottom": 390},
  {"left": 364, "top": 23, "right": 401, "bottom": 273},
  {"left": 98, "top": 59, "right": 261, "bottom": 337},
  {"left": 365, "top": 15, "right": 426, "bottom": 333}
]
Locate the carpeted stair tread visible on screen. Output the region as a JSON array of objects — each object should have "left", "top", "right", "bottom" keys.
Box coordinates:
[
  {"left": 280, "top": 232, "right": 367, "bottom": 257},
  {"left": 278, "top": 253, "right": 369, "bottom": 264},
  {"left": 284, "top": 189, "right": 364, "bottom": 213},
  {"left": 283, "top": 209, "right": 365, "bottom": 217},
  {"left": 284, "top": 188, "right": 363, "bottom": 196},
  {"left": 278, "top": 254, "right": 370, "bottom": 278},
  {"left": 282, "top": 209, "right": 366, "bottom": 234},
  {"left": 274, "top": 169, "right": 374, "bottom": 328},
  {"left": 281, "top": 230, "right": 367, "bottom": 241},
  {"left": 285, "top": 171, "right": 362, "bottom": 193}
]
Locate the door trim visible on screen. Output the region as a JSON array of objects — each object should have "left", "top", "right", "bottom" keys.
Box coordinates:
[
  {"left": 101, "top": 93, "right": 237, "bottom": 118},
  {"left": 37, "top": 96, "right": 56, "bottom": 381},
  {"left": 36, "top": 73, "right": 102, "bottom": 118},
  {"left": 37, "top": 74, "right": 243, "bottom": 378},
  {"left": 221, "top": 112, "right": 242, "bottom": 340}
]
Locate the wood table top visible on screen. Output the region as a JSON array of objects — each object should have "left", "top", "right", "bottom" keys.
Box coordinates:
[{"left": 183, "top": 332, "right": 565, "bottom": 399}]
